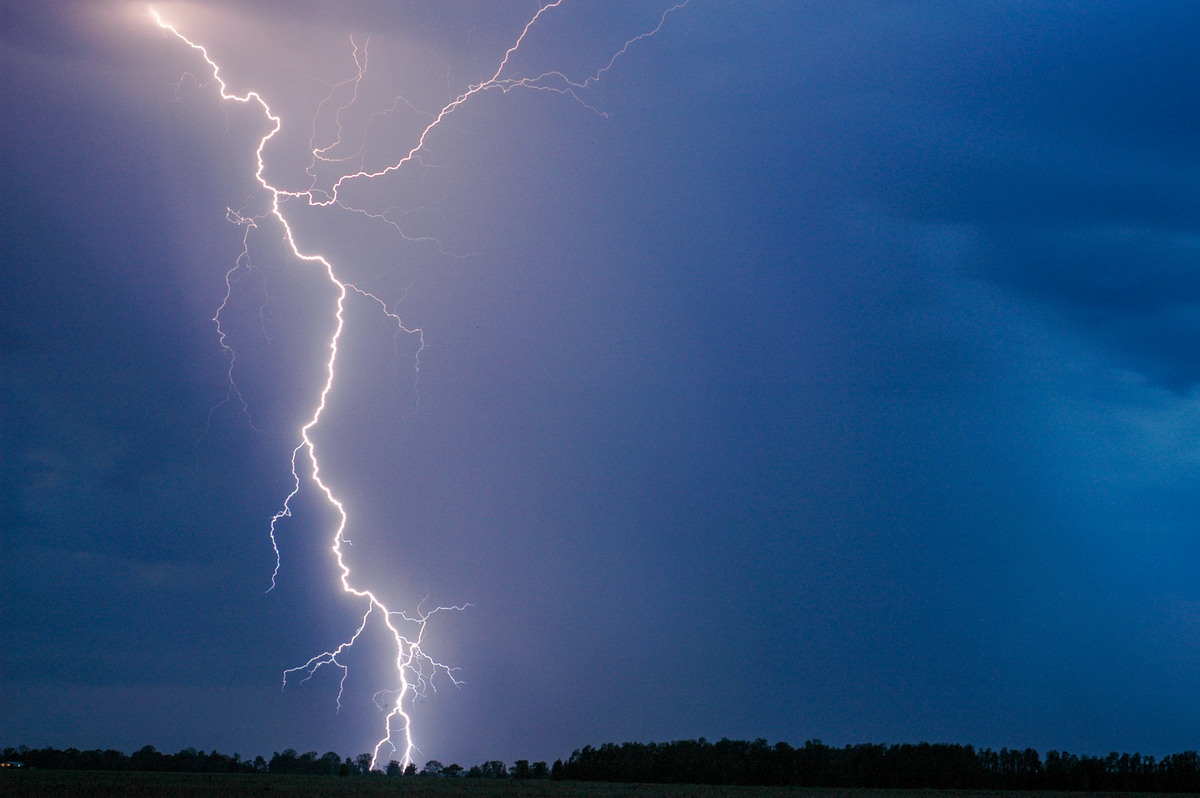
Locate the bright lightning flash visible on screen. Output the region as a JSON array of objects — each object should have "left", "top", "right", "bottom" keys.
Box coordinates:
[{"left": 151, "top": 1, "right": 687, "bottom": 769}]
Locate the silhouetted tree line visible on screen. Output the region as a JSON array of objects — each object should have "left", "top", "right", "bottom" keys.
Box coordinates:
[
  {"left": 0, "top": 744, "right": 550, "bottom": 781},
  {"left": 13, "top": 738, "right": 1200, "bottom": 791},
  {"left": 554, "top": 738, "right": 1200, "bottom": 792},
  {"left": 2, "top": 745, "right": 264, "bottom": 774}
]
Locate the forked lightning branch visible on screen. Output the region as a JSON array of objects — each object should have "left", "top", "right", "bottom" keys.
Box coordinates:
[{"left": 150, "top": 1, "right": 687, "bottom": 768}]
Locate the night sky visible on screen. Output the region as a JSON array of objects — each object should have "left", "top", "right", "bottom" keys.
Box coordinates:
[{"left": 5, "top": 0, "right": 1200, "bottom": 769}]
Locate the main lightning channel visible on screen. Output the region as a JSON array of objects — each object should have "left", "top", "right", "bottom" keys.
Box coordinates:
[
  {"left": 152, "top": 9, "right": 458, "bottom": 768},
  {"left": 151, "top": 0, "right": 689, "bottom": 768}
]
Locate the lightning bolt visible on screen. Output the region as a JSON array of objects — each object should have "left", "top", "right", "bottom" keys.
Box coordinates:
[{"left": 151, "top": 0, "right": 688, "bottom": 769}]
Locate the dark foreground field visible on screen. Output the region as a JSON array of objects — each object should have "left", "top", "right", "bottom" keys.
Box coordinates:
[{"left": 4, "top": 771, "right": 1198, "bottom": 798}]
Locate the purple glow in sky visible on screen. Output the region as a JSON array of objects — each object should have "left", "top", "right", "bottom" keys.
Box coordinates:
[
  {"left": 149, "top": 2, "right": 689, "bottom": 768},
  {"left": 6, "top": 0, "right": 1200, "bottom": 769}
]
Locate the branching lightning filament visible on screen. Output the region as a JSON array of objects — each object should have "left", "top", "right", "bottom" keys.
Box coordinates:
[{"left": 151, "top": 0, "right": 688, "bottom": 769}]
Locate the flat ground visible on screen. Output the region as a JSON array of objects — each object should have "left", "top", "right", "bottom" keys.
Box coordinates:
[{"left": 0, "top": 772, "right": 1191, "bottom": 798}]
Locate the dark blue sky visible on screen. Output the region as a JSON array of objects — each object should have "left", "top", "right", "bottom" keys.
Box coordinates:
[{"left": 5, "top": 0, "right": 1200, "bottom": 768}]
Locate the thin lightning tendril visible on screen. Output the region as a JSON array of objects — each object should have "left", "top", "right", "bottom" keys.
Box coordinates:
[{"left": 151, "top": 0, "right": 687, "bottom": 769}]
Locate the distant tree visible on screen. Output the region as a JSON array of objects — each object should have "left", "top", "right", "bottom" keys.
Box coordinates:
[
  {"left": 480, "top": 760, "right": 507, "bottom": 778},
  {"left": 551, "top": 759, "right": 564, "bottom": 780},
  {"left": 269, "top": 749, "right": 298, "bottom": 774},
  {"left": 404, "top": 762, "right": 418, "bottom": 776},
  {"left": 531, "top": 761, "right": 549, "bottom": 779},
  {"left": 307, "top": 748, "right": 331, "bottom": 772},
  {"left": 131, "top": 744, "right": 161, "bottom": 771},
  {"left": 175, "top": 747, "right": 200, "bottom": 773},
  {"left": 443, "top": 763, "right": 464, "bottom": 778},
  {"left": 386, "top": 760, "right": 403, "bottom": 777},
  {"left": 355, "top": 753, "right": 374, "bottom": 775},
  {"left": 466, "top": 765, "right": 483, "bottom": 778},
  {"left": 511, "top": 760, "right": 532, "bottom": 779},
  {"left": 422, "top": 760, "right": 444, "bottom": 776}
]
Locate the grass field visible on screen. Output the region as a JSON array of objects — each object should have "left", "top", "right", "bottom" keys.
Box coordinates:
[{"left": 2, "top": 771, "right": 1195, "bottom": 798}]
